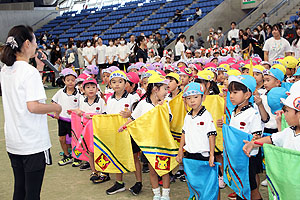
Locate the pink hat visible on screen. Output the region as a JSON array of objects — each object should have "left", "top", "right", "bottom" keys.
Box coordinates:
[
  {"left": 156, "top": 69, "right": 166, "bottom": 76},
  {"left": 84, "top": 65, "right": 99, "bottom": 75},
  {"left": 194, "top": 64, "right": 202, "bottom": 71},
  {"left": 179, "top": 67, "right": 193, "bottom": 77},
  {"left": 164, "top": 64, "right": 175, "bottom": 71},
  {"left": 61, "top": 68, "right": 77, "bottom": 78},
  {"left": 231, "top": 64, "right": 241, "bottom": 71},
  {"left": 126, "top": 72, "right": 139, "bottom": 84},
  {"left": 204, "top": 62, "right": 217, "bottom": 69},
  {"left": 227, "top": 57, "right": 236, "bottom": 64},
  {"left": 138, "top": 68, "right": 148, "bottom": 75},
  {"left": 83, "top": 77, "right": 97, "bottom": 87},
  {"left": 107, "top": 66, "right": 120, "bottom": 72},
  {"left": 76, "top": 73, "right": 89, "bottom": 83}
]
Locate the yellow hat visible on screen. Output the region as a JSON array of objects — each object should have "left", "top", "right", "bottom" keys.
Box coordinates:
[
  {"left": 166, "top": 72, "right": 181, "bottom": 83},
  {"left": 272, "top": 64, "right": 286, "bottom": 75},
  {"left": 109, "top": 70, "right": 127, "bottom": 81},
  {"left": 225, "top": 69, "right": 241, "bottom": 77},
  {"left": 148, "top": 74, "right": 169, "bottom": 84},
  {"left": 276, "top": 59, "right": 288, "bottom": 68},
  {"left": 283, "top": 56, "right": 298, "bottom": 69},
  {"left": 242, "top": 64, "right": 251, "bottom": 69},
  {"left": 253, "top": 65, "right": 265, "bottom": 73},
  {"left": 217, "top": 64, "right": 230, "bottom": 72},
  {"left": 196, "top": 70, "right": 214, "bottom": 81}
]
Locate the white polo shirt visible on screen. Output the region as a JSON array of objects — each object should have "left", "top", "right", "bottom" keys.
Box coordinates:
[
  {"left": 175, "top": 41, "right": 185, "bottom": 57},
  {"left": 106, "top": 91, "right": 136, "bottom": 114},
  {"left": 1, "top": 61, "right": 51, "bottom": 155},
  {"left": 271, "top": 127, "right": 300, "bottom": 151},
  {"left": 82, "top": 46, "right": 96, "bottom": 66},
  {"left": 79, "top": 95, "right": 106, "bottom": 114},
  {"left": 96, "top": 44, "right": 107, "bottom": 64},
  {"left": 182, "top": 107, "right": 217, "bottom": 156},
  {"left": 105, "top": 46, "right": 117, "bottom": 62},
  {"left": 116, "top": 45, "right": 130, "bottom": 63},
  {"left": 52, "top": 87, "right": 80, "bottom": 119},
  {"left": 230, "top": 104, "right": 263, "bottom": 155}
]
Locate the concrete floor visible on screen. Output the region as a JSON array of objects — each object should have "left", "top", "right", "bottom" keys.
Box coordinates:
[{"left": 0, "top": 86, "right": 269, "bottom": 200}]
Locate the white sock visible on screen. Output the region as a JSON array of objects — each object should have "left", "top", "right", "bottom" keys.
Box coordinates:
[
  {"left": 162, "top": 188, "right": 170, "bottom": 197},
  {"left": 179, "top": 164, "right": 184, "bottom": 170},
  {"left": 152, "top": 187, "right": 161, "bottom": 197}
]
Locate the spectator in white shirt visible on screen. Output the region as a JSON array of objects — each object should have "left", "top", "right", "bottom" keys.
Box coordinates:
[
  {"left": 105, "top": 39, "right": 118, "bottom": 67},
  {"left": 194, "top": 7, "right": 202, "bottom": 20},
  {"left": 95, "top": 37, "right": 107, "bottom": 80},
  {"left": 175, "top": 34, "right": 186, "bottom": 61},
  {"left": 82, "top": 39, "right": 96, "bottom": 67},
  {"left": 227, "top": 22, "right": 239, "bottom": 46},
  {"left": 263, "top": 24, "right": 292, "bottom": 64},
  {"left": 117, "top": 37, "right": 130, "bottom": 71}
]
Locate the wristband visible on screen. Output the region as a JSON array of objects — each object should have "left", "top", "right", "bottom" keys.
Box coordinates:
[{"left": 123, "top": 125, "right": 127, "bottom": 130}]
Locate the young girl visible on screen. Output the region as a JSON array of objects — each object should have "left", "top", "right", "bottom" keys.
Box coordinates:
[
  {"left": 105, "top": 70, "right": 143, "bottom": 196},
  {"left": 52, "top": 68, "right": 81, "bottom": 166},
  {"left": 125, "top": 72, "right": 141, "bottom": 101},
  {"left": 165, "top": 72, "right": 181, "bottom": 101},
  {"left": 119, "top": 74, "right": 171, "bottom": 200},
  {"left": 179, "top": 67, "right": 193, "bottom": 90}
]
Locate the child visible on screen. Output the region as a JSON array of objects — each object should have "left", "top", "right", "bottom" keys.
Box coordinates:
[
  {"left": 260, "top": 61, "right": 271, "bottom": 70},
  {"left": 75, "top": 78, "right": 107, "bottom": 183},
  {"left": 127, "top": 64, "right": 139, "bottom": 73},
  {"left": 243, "top": 91, "right": 300, "bottom": 152},
  {"left": 148, "top": 49, "right": 155, "bottom": 63},
  {"left": 83, "top": 65, "right": 99, "bottom": 79},
  {"left": 216, "top": 64, "right": 230, "bottom": 85},
  {"left": 195, "top": 70, "right": 220, "bottom": 95},
  {"left": 252, "top": 65, "right": 265, "bottom": 93},
  {"left": 185, "top": 50, "right": 194, "bottom": 63},
  {"left": 165, "top": 72, "right": 181, "bottom": 101},
  {"left": 105, "top": 70, "right": 143, "bottom": 196},
  {"left": 176, "top": 81, "right": 217, "bottom": 189},
  {"left": 119, "top": 74, "right": 171, "bottom": 200},
  {"left": 218, "top": 75, "right": 263, "bottom": 200},
  {"left": 178, "top": 67, "right": 193, "bottom": 90},
  {"left": 194, "top": 49, "right": 201, "bottom": 58},
  {"left": 293, "top": 67, "right": 300, "bottom": 82},
  {"left": 126, "top": 72, "right": 141, "bottom": 101},
  {"left": 52, "top": 68, "right": 81, "bottom": 166}
]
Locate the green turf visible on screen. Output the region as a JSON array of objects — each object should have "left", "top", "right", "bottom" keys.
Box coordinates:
[{"left": 0, "top": 86, "right": 269, "bottom": 199}]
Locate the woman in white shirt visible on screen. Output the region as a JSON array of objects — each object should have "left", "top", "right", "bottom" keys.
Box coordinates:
[
  {"left": 95, "top": 37, "right": 107, "bottom": 80},
  {"left": 0, "top": 25, "right": 61, "bottom": 199},
  {"left": 105, "top": 39, "right": 118, "bottom": 67},
  {"left": 291, "top": 25, "right": 300, "bottom": 59},
  {"left": 82, "top": 39, "right": 96, "bottom": 67},
  {"left": 263, "top": 24, "right": 292, "bottom": 64},
  {"left": 117, "top": 37, "right": 130, "bottom": 71}
]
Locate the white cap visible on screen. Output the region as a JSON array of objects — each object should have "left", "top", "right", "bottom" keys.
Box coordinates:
[{"left": 281, "top": 93, "right": 300, "bottom": 111}]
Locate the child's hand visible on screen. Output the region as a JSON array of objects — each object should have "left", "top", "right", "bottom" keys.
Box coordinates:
[
  {"left": 120, "top": 110, "right": 131, "bottom": 118},
  {"left": 242, "top": 140, "right": 254, "bottom": 157},
  {"left": 252, "top": 134, "right": 261, "bottom": 141},
  {"left": 84, "top": 114, "right": 93, "bottom": 119},
  {"left": 158, "top": 100, "right": 164, "bottom": 105},
  {"left": 118, "top": 125, "right": 126, "bottom": 133},
  {"left": 275, "top": 110, "right": 283, "bottom": 123},
  {"left": 254, "top": 95, "right": 262, "bottom": 106},
  {"left": 216, "top": 116, "right": 224, "bottom": 128},
  {"left": 176, "top": 150, "right": 184, "bottom": 164},
  {"left": 53, "top": 112, "right": 60, "bottom": 119},
  {"left": 209, "top": 155, "right": 215, "bottom": 167}
]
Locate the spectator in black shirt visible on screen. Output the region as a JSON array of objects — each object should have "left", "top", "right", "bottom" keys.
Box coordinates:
[
  {"left": 135, "top": 36, "right": 148, "bottom": 63},
  {"left": 241, "top": 32, "right": 250, "bottom": 59},
  {"left": 174, "top": 9, "right": 182, "bottom": 22},
  {"left": 249, "top": 28, "right": 264, "bottom": 59}
]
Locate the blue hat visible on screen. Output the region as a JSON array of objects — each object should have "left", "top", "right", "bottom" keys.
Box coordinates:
[
  {"left": 228, "top": 75, "right": 257, "bottom": 93},
  {"left": 263, "top": 68, "right": 284, "bottom": 82},
  {"left": 293, "top": 67, "right": 300, "bottom": 77},
  {"left": 183, "top": 82, "right": 204, "bottom": 97},
  {"left": 267, "top": 87, "right": 288, "bottom": 115}
]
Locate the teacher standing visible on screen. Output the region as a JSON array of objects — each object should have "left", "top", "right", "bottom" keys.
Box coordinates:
[{"left": 0, "top": 25, "right": 61, "bottom": 200}]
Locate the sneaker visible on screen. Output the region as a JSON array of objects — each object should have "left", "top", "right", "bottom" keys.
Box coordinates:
[
  {"left": 153, "top": 195, "right": 161, "bottom": 200},
  {"left": 129, "top": 182, "right": 142, "bottom": 196},
  {"left": 179, "top": 175, "right": 186, "bottom": 182},
  {"left": 80, "top": 162, "right": 91, "bottom": 171},
  {"left": 228, "top": 192, "right": 237, "bottom": 200},
  {"left": 59, "top": 151, "right": 64, "bottom": 156},
  {"left": 219, "top": 176, "right": 226, "bottom": 189},
  {"left": 72, "top": 159, "right": 82, "bottom": 167},
  {"left": 90, "top": 172, "right": 100, "bottom": 182},
  {"left": 161, "top": 196, "right": 170, "bottom": 200},
  {"left": 58, "top": 154, "right": 73, "bottom": 166},
  {"left": 106, "top": 181, "right": 126, "bottom": 195},
  {"left": 142, "top": 164, "right": 150, "bottom": 173},
  {"left": 261, "top": 179, "right": 268, "bottom": 187},
  {"left": 174, "top": 170, "right": 184, "bottom": 179},
  {"left": 93, "top": 173, "right": 111, "bottom": 184}
]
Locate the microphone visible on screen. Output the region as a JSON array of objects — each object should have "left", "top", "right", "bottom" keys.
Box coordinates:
[{"left": 36, "top": 50, "right": 59, "bottom": 73}]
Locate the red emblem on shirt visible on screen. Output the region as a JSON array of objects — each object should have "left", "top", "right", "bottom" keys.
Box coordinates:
[
  {"left": 197, "top": 122, "right": 204, "bottom": 125},
  {"left": 74, "top": 99, "right": 78, "bottom": 102},
  {"left": 96, "top": 107, "right": 100, "bottom": 110},
  {"left": 240, "top": 122, "right": 246, "bottom": 129}
]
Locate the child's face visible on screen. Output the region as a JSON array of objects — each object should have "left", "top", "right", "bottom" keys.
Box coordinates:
[
  {"left": 103, "top": 72, "right": 110, "bottom": 85},
  {"left": 223, "top": 77, "right": 229, "bottom": 88},
  {"left": 195, "top": 52, "right": 200, "bottom": 58},
  {"left": 155, "top": 84, "right": 168, "bottom": 101},
  {"left": 149, "top": 52, "right": 154, "bottom": 57},
  {"left": 125, "top": 82, "right": 135, "bottom": 93},
  {"left": 286, "top": 68, "right": 295, "bottom": 77},
  {"left": 241, "top": 68, "right": 249, "bottom": 75},
  {"left": 262, "top": 64, "right": 271, "bottom": 70},
  {"left": 186, "top": 53, "right": 192, "bottom": 58},
  {"left": 64, "top": 75, "right": 76, "bottom": 89},
  {"left": 185, "top": 94, "right": 203, "bottom": 110},
  {"left": 283, "top": 106, "right": 300, "bottom": 127},
  {"left": 84, "top": 83, "right": 97, "bottom": 98},
  {"left": 217, "top": 71, "right": 225, "bottom": 83},
  {"left": 254, "top": 72, "right": 263, "bottom": 84},
  {"left": 180, "top": 75, "right": 190, "bottom": 87},
  {"left": 178, "top": 62, "right": 186, "bottom": 67},
  {"left": 191, "top": 68, "right": 198, "bottom": 76},
  {"left": 229, "top": 90, "right": 251, "bottom": 106},
  {"left": 155, "top": 58, "right": 161, "bottom": 62},
  {"left": 110, "top": 77, "right": 126, "bottom": 93},
  {"left": 166, "top": 78, "right": 179, "bottom": 92},
  {"left": 294, "top": 76, "right": 300, "bottom": 82},
  {"left": 211, "top": 59, "right": 218, "bottom": 65},
  {"left": 142, "top": 78, "right": 148, "bottom": 89},
  {"left": 77, "top": 82, "right": 84, "bottom": 93},
  {"left": 166, "top": 57, "right": 171, "bottom": 63},
  {"left": 264, "top": 75, "right": 280, "bottom": 91},
  {"left": 129, "top": 68, "right": 138, "bottom": 73}
]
